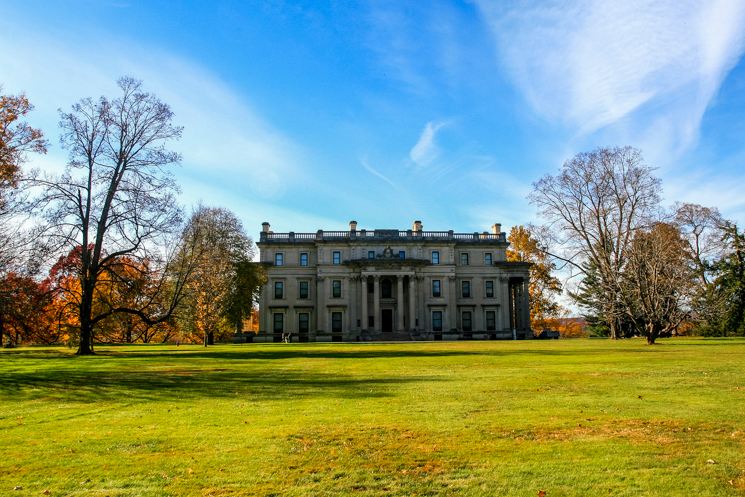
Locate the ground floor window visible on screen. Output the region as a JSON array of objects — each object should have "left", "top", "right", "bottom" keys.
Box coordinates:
[
  {"left": 299, "top": 313, "right": 309, "bottom": 333},
  {"left": 486, "top": 311, "right": 496, "bottom": 331},
  {"left": 433, "top": 311, "right": 443, "bottom": 332},
  {"left": 273, "top": 313, "right": 283, "bottom": 333},
  {"left": 462, "top": 311, "right": 472, "bottom": 332},
  {"left": 332, "top": 312, "right": 342, "bottom": 333}
]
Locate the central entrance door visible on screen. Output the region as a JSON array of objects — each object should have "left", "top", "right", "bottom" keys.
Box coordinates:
[{"left": 381, "top": 309, "right": 393, "bottom": 332}]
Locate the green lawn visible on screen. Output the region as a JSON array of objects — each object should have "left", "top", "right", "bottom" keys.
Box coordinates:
[{"left": 1, "top": 339, "right": 744, "bottom": 496}]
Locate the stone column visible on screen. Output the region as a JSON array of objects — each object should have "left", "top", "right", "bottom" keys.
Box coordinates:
[
  {"left": 316, "top": 277, "right": 326, "bottom": 332},
  {"left": 396, "top": 275, "right": 405, "bottom": 332},
  {"left": 522, "top": 278, "right": 531, "bottom": 332},
  {"left": 373, "top": 275, "right": 381, "bottom": 333},
  {"left": 408, "top": 276, "right": 416, "bottom": 331},
  {"left": 448, "top": 275, "right": 457, "bottom": 331},
  {"left": 361, "top": 275, "right": 368, "bottom": 331}
]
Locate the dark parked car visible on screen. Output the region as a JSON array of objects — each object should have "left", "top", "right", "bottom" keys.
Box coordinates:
[{"left": 537, "top": 329, "right": 560, "bottom": 339}]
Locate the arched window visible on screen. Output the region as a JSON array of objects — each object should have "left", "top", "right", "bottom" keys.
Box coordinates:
[{"left": 381, "top": 278, "right": 392, "bottom": 298}]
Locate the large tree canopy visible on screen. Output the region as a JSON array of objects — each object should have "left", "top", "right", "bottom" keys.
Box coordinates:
[{"left": 31, "top": 77, "right": 186, "bottom": 355}]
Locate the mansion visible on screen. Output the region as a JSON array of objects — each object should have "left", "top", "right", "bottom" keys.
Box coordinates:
[{"left": 239, "top": 221, "right": 531, "bottom": 342}]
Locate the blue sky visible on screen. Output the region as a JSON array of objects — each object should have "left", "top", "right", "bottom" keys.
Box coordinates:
[{"left": 2, "top": 0, "right": 745, "bottom": 238}]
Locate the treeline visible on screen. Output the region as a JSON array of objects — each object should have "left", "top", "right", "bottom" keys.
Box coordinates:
[
  {"left": 512, "top": 147, "right": 744, "bottom": 343},
  {"left": 0, "top": 78, "right": 264, "bottom": 353}
]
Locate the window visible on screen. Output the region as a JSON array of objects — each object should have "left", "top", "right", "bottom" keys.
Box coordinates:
[
  {"left": 486, "top": 311, "right": 496, "bottom": 331},
  {"left": 432, "top": 251, "right": 439, "bottom": 264},
  {"left": 461, "top": 253, "right": 469, "bottom": 266},
  {"left": 275, "top": 253, "right": 283, "bottom": 266},
  {"left": 300, "top": 253, "right": 308, "bottom": 266},
  {"left": 433, "top": 311, "right": 443, "bottom": 332},
  {"left": 299, "top": 281, "right": 308, "bottom": 299},
  {"left": 273, "top": 313, "right": 283, "bottom": 333},
  {"left": 333, "top": 251, "right": 341, "bottom": 264},
  {"left": 368, "top": 250, "right": 375, "bottom": 259},
  {"left": 381, "top": 278, "right": 392, "bottom": 298},
  {"left": 462, "top": 312, "right": 472, "bottom": 332},
  {"left": 332, "top": 280, "right": 341, "bottom": 298},
  {"left": 368, "top": 316, "right": 374, "bottom": 328},
  {"left": 432, "top": 280, "right": 441, "bottom": 297},
  {"left": 485, "top": 253, "right": 492, "bottom": 265},
  {"left": 485, "top": 280, "right": 494, "bottom": 298},
  {"left": 299, "top": 313, "right": 309, "bottom": 333},
  {"left": 274, "top": 281, "right": 283, "bottom": 299},
  {"left": 462, "top": 281, "right": 470, "bottom": 298},
  {"left": 399, "top": 251, "right": 405, "bottom": 259},
  {"left": 332, "top": 312, "right": 342, "bottom": 333}
]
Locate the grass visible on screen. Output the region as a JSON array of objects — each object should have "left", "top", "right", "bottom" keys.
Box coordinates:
[{"left": 0, "top": 338, "right": 744, "bottom": 496}]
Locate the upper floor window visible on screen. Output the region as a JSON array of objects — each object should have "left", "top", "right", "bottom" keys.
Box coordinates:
[
  {"left": 462, "top": 281, "right": 470, "bottom": 298},
  {"left": 333, "top": 251, "right": 341, "bottom": 264},
  {"left": 300, "top": 253, "right": 308, "bottom": 266},
  {"left": 399, "top": 251, "right": 405, "bottom": 259},
  {"left": 368, "top": 250, "right": 375, "bottom": 259},
  {"left": 274, "top": 281, "right": 283, "bottom": 299},
  {"left": 275, "top": 253, "right": 283, "bottom": 266},
  {"left": 432, "top": 280, "right": 441, "bottom": 297},
  {"left": 332, "top": 280, "right": 342, "bottom": 298},
  {"left": 485, "top": 253, "right": 492, "bottom": 265},
  {"left": 432, "top": 251, "right": 439, "bottom": 264},
  {"left": 461, "top": 253, "right": 469, "bottom": 266},
  {"left": 485, "top": 280, "right": 494, "bottom": 298},
  {"left": 299, "top": 281, "right": 309, "bottom": 299},
  {"left": 381, "top": 278, "right": 392, "bottom": 298}
]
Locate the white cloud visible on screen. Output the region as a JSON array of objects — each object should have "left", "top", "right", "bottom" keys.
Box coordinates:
[
  {"left": 475, "top": 0, "right": 745, "bottom": 146},
  {"left": 410, "top": 121, "right": 446, "bottom": 165}
]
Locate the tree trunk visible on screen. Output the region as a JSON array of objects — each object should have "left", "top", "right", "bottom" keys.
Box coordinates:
[
  {"left": 126, "top": 328, "right": 131, "bottom": 343},
  {"left": 203, "top": 331, "right": 209, "bottom": 347},
  {"left": 208, "top": 331, "right": 214, "bottom": 345},
  {"left": 77, "top": 280, "right": 95, "bottom": 355},
  {"left": 610, "top": 318, "right": 618, "bottom": 340}
]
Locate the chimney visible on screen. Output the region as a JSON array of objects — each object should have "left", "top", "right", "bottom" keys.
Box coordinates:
[
  {"left": 349, "top": 220, "right": 358, "bottom": 231},
  {"left": 413, "top": 220, "right": 423, "bottom": 232},
  {"left": 262, "top": 222, "right": 270, "bottom": 233},
  {"left": 491, "top": 223, "right": 501, "bottom": 235}
]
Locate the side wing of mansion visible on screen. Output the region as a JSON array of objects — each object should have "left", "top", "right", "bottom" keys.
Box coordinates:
[{"left": 243, "top": 221, "right": 531, "bottom": 343}]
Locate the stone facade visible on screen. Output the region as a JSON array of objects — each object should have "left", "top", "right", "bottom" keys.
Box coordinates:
[{"left": 241, "top": 221, "right": 531, "bottom": 343}]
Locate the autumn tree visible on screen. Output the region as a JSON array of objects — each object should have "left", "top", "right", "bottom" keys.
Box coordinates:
[
  {"left": 507, "top": 225, "right": 562, "bottom": 331},
  {"left": 621, "top": 222, "right": 695, "bottom": 344},
  {"left": 31, "top": 77, "right": 188, "bottom": 355},
  {"left": 176, "top": 205, "right": 263, "bottom": 346},
  {"left": 529, "top": 146, "right": 661, "bottom": 339}
]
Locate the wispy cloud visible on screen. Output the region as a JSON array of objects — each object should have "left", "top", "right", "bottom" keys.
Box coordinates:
[
  {"left": 475, "top": 0, "right": 745, "bottom": 147},
  {"left": 410, "top": 121, "right": 446, "bottom": 166},
  {"left": 360, "top": 159, "right": 396, "bottom": 187}
]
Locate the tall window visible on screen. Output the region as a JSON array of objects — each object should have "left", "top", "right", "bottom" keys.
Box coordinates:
[
  {"left": 332, "top": 280, "right": 341, "bottom": 298},
  {"left": 274, "top": 281, "right": 283, "bottom": 299},
  {"left": 485, "top": 253, "right": 492, "bottom": 265},
  {"left": 485, "top": 280, "right": 494, "bottom": 298},
  {"left": 368, "top": 250, "right": 375, "bottom": 259},
  {"left": 381, "top": 278, "right": 392, "bottom": 298},
  {"left": 462, "top": 281, "right": 470, "bottom": 298},
  {"left": 486, "top": 311, "right": 496, "bottom": 331},
  {"left": 461, "top": 253, "right": 469, "bottom": 266},
  {"left": 433, "top": 311, "right": 443, "bottom": 331},
  {"left": 300, "top": 253, "right": 308, "bottom": 266},
  {"left": 432, "top": 251, "right": 439, "bottom": 264},
  {"left": 299, "top": 281, "right": 308, "bottom": 299},
  {"left": 332, "top": 312, "right": 342, "bottom": 333},
  {"left": 399, "top": 251, "right": 405, "bottom": 259},
  {"left": 462, "top": 311, "right": 472, "bottom": 331},
  {"left": 298, "top": 313, "right": 309, "bottom": 333},
  {"left": 273, "top": 313, "right": 283, "bottom": 333},
  {"left": 333, "top": 251, "right": 341, "bottom": 264},
  {"left": 275, "top": 253, "right": 283, "bottom": 266},
  {"left": 432, "top": 280, "right": 441, "bottom": 297}
]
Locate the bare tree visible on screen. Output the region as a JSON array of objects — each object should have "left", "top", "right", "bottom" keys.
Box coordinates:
[
  {"left": 528, "top": 146, "right": 662, "bottom": 339},
  {"left": 673, "top": 203, "right": 726, "bottom": 286},
  {"left": 622, "top": 222, "right": 695, "bottom": 344},
  {"left": 30, "top": 77, "right": 186, "bottom": 355}
]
